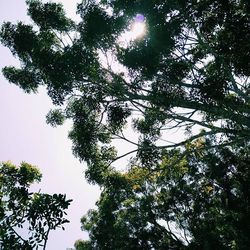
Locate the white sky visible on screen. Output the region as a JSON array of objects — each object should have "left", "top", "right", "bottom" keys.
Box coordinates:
[{"left": 0, "top": 1, "right": 100, "bottom": 249}]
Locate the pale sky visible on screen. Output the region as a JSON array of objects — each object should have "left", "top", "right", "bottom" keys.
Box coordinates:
[{"left": 0, "top": 1, "right": 100, "bottom": 249}]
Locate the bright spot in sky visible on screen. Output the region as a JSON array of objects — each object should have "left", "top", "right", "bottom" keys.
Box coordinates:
[
  {"left": 117, "top": 14, "right": 146, "bottom": 47},
  {"left": 131, "top": 14, "right": 146, "bottom": 39},
  {"left": 131, "top": 22, "right": 146, "bottom": 39}
]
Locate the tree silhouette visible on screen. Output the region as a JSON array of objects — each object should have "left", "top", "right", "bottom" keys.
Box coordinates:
[
  {"left": 1, "top": 0, "right": 250, "bottom": 249},
  {"left": 0, "top": 161, "right": 72, "bottom": 250}
]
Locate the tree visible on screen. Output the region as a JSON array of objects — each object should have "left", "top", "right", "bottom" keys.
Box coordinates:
[
  {"left": 0, "top": 161, "right": 72, "bottom": 250},
  {"left": 0, "top": 0, "right": 249, "bottom": 249},
  {"left": 74, "top": 239, "right": 91, "bottom": 250},
  {"left": 79, "top": 139, "right": 250, "bottom": 249},
  {"left": 1, "top": 0, "right": 249, "bottom": 183}
]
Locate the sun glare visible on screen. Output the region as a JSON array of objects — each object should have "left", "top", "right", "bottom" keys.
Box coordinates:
[
  {"left": 117, "top": 14, "right": 146, "bottom": 47},
  {"left": 131, "top": 22, "right": 146, "bottom": 39},
  {"left": 131, "top": 14, "right": 146, "bottom": 39}
]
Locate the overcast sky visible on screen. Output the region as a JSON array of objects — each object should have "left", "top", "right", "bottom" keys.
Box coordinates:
[{"left": 0, "top": 1, "right": 100, "bottom": 249}]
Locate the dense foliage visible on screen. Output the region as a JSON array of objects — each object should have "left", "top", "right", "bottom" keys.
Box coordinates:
[
  {"left": 1, "top": 0, "right": 250, "bottom": 249},
  {"left": 76, "top": 140, "right": 250, "bottom": 249},
  {"left": 0, "top": 162, "right": 72, "bottom": 250}
]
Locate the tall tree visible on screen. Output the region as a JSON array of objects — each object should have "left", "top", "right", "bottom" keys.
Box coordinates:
[
  {"left": 0, "top": 161, "right": 72, "bottom": 250},
  {"left": 79, "top": 139, "right": 250, "bottom": 249},
  {"left": 0, "top": 0, "right": 249, "bottom": 249},
  {"left": 1, "top": 0, "right": 249, "bottom": 184}
]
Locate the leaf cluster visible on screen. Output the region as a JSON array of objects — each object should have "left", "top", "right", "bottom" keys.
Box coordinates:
[{"left": 0, "top": 162, "right": 72, "bottom": 250}]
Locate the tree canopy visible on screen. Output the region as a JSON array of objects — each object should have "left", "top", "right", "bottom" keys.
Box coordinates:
[
  {"left": 0, "top": 161, "right": 72, "bottom": 250},
  {"left": 1, "top": 0, "right": 250, "bottom": 249},
  {"left": 77, "top": 140, "right": 250, "bottom": 249}
]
